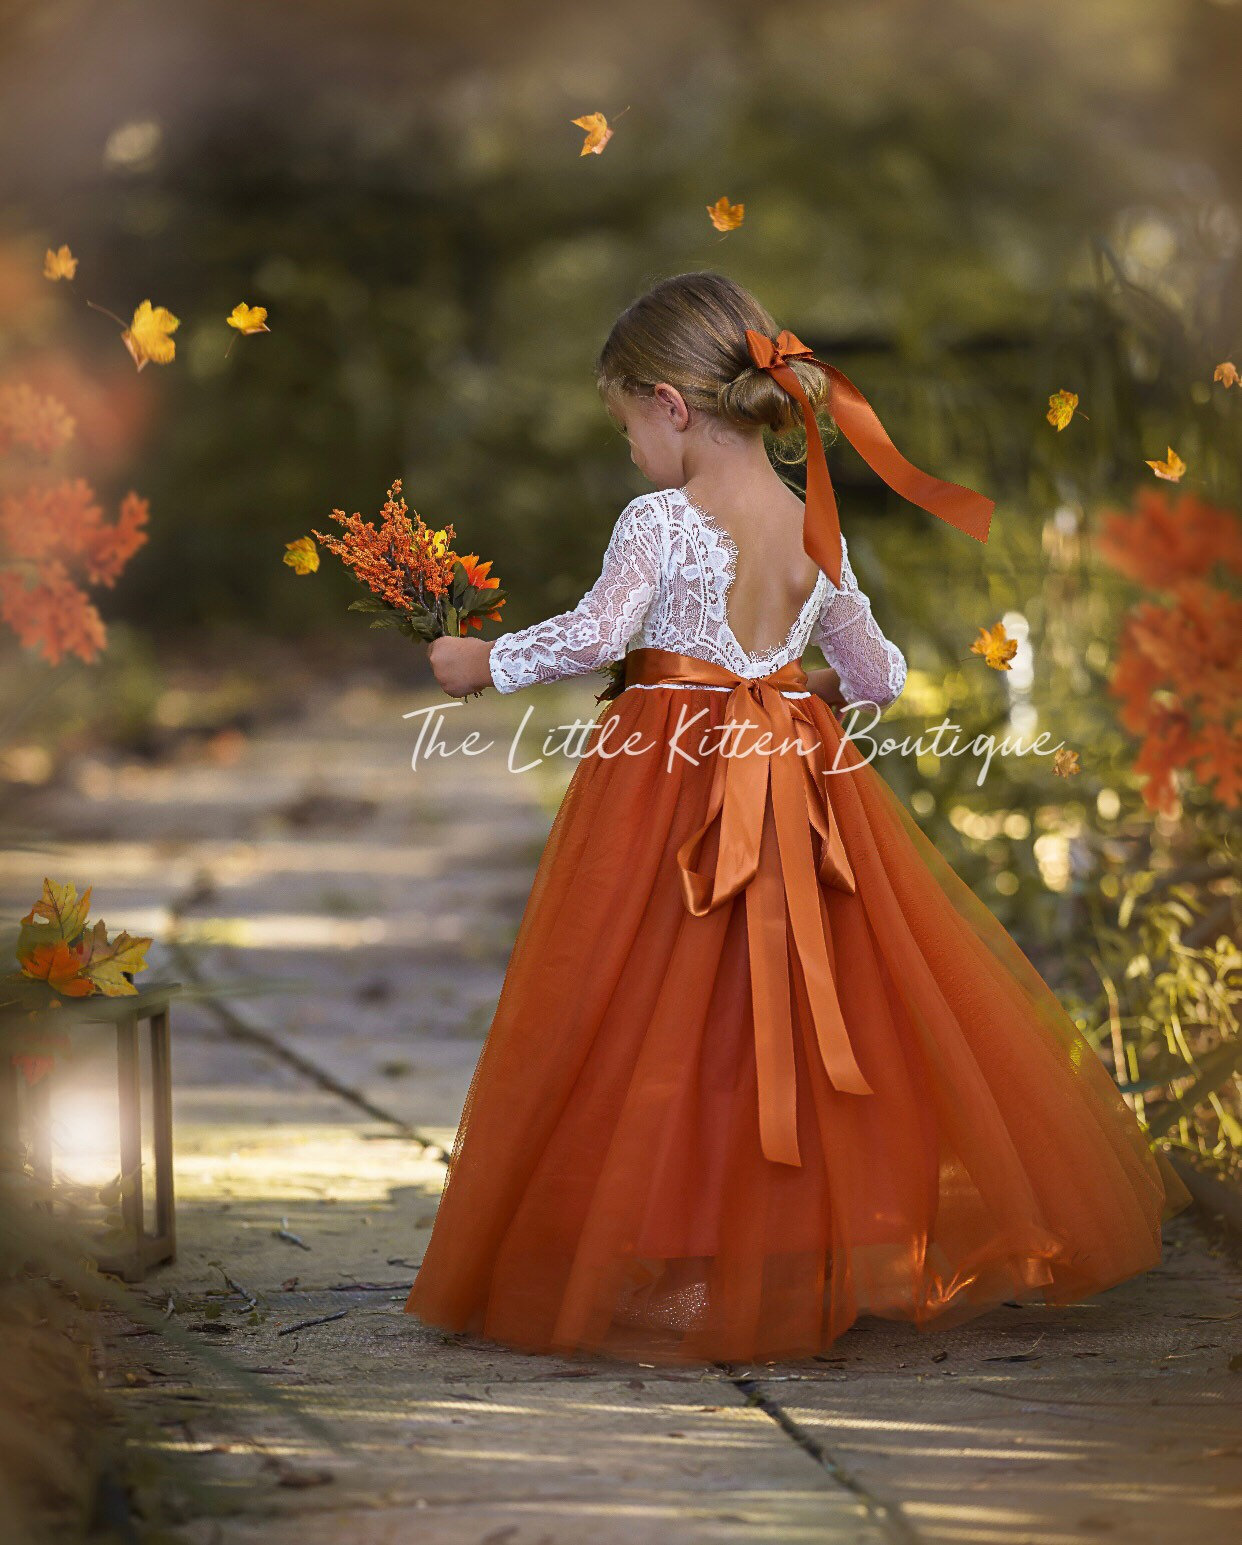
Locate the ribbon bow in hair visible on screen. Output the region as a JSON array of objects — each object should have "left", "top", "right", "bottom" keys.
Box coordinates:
[{"left": 744, "top": 327, "right": 995, "bottom": 588}]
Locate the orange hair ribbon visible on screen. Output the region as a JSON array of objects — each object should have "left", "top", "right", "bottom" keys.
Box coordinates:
[{"left": 744, "top": 328, "right": 995, "bottom": 587}]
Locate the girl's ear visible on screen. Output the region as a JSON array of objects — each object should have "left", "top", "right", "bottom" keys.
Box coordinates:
[{"left": 652, "top": 382, "right": 690, "bottom": 430}]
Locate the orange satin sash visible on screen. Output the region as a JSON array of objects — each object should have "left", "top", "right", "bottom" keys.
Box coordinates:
[
  {"left": 744, "top": 328, "right": 995, "bottom": 588},
  {"left": 623, "top": 646, "right": 871, "bottom": 1167}
]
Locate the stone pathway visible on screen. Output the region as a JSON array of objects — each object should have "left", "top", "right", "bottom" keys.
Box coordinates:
[{"left": 4, "top": 672, "right": 1241, "bottom": 1543}]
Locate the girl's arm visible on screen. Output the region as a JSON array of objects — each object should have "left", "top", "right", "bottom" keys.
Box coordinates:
[
  {"left": 810, "top": 533, "right": 907, "bottom": 712},
  {"left": 428, "top": 496, "right": 661, "bottom": 697}
]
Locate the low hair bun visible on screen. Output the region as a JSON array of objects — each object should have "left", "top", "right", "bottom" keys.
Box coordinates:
[{"left": 595, "top": 271, "right": 836, "bottom": 466}]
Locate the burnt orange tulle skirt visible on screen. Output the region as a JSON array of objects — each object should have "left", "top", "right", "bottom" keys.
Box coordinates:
[{"left": 404, "top": 648, "right": 1190, "bottom": 1366}]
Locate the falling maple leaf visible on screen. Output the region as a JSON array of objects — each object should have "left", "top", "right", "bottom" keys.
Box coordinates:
[
  {"left": 121, "top": 300, "right": 180, "bottom": 370},
  {"left": 1213, "top": 361, "right": 1238, "bottom": 388},
  {"left": 227, "top": 302, "right": 270, "bottom": 335},
  {"left": 969, "top": 621, "right": 1018, "bottom": 671},
  {"left": 572, "top": 112, "right": 614, "bottom": 155},
  {"left": 1145, "top": 445, "right": 1186, "bottom": 482},
  {"left": 283, "top": 536, "right": 319, "bottom": 575},
  {"left": 707, "top": 197, "right": 745, "bottom": 233},
  {"left": 1052, "top": 747, "right": 1080, "bottom": 779},
  {"left": 1046, "top": 389, "right": 1078, "bottom": 431},
  {"left": 43, "top": 245, "right": 78, "bottom": 282}
]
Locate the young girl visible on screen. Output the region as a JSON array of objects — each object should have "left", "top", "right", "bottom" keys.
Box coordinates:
[{"left": 405, "top": 271, "right": 1189, "bottom": 1366}]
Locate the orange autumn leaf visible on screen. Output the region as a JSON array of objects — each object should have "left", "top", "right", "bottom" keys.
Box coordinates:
[
  {"left": 1096, "top": 487, "right": 1242, "bottom": 591},
  {"left": 1130, "top": 705, "right": 1195, "bottom": 816},
  {"left": 0, "top": 383, "right": 75, "bottom": 457},
  {"left": 43, "top": 244, "right": 78, "bottom": 282},
  {"left": 20, "top": 939, "right": 93, "bottom": 996},
  {"left": 969, "top": 621, "right": 1018, "bottom": 671},
  {"left": 227, "top": 302, "right": 270, "bottom": 335},
  {"left": 283, "top": 536, "right": 319, "bottom": 575},
  {"left": 1046, "top": 389, "right": 1078, "bottom": 431},
  {"left": 707, "top": 196, "right": 745, "bottom": 233},
  {"left": 1191, "top": 722, "right": 1242, "bottom": 807},
  {"left": 1145, "top": 445, "right": 1186, "bottom": 482},
  {"left": 121, "top": 300, "right": 180, "bottom": 370},
  {"left": 0, "top": 558, "right": 105, "bottom": 665},
  {"left": 1213, "top": 361, "right": 1238, "bottom": 388},
  {"left": 572, "top": 112, "right": 614, "bottom": 156},
  {"left": 1109, "top": 581, "right": 1242, "bottom": 811},
  {"left": 12, "top": 1053, "right": 57, "bottom": 1087},
  {"left": 1052, "top": 747, "right": 1080, "bottom": 779},
  {"left": 0, "top": 383, "right": 148, "bottom": 664}
]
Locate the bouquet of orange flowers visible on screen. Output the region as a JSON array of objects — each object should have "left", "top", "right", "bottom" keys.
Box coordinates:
[{"left": 287, "top": 478, "right": 506, "bottom": 641}]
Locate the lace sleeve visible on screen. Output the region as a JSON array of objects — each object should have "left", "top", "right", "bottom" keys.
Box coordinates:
[
  {"left": 811, "top": 534, "right": 908, "bottom": 711},
  {"left": 488, "top": 496, "right": 662, "bottom": 693}
]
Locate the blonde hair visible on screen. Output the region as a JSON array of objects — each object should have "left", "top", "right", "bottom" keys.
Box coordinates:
[{"left": 595, "top": 271, "right": 836, "bottom": 463}]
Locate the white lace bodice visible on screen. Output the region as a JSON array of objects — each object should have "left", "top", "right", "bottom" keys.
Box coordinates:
[{"left": 487, "top": 486, "right": 908, "bottom": 708}]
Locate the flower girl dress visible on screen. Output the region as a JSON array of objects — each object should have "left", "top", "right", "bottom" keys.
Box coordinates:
[{"left": 404, "top": 480, "right": 1188, "bottom": 1365}]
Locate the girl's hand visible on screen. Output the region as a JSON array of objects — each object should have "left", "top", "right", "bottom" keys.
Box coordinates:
[{"left": 428, "top": 635, "right": 494, "bottom": 698}]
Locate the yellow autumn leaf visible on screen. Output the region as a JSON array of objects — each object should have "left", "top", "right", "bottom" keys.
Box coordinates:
[
  {"left": 21, "top": 877, "right": 91, "bottom": 943},
  {"left": 969, "top": 621, "right": 1018, "bottom": 671},
  {"left": 1046, "top": 389, "right": 1078, "bottom": 430},
  {"left": 1213, "top": 361, "right": 1238, "bottom": 388},
  {"left": 227, "top": 302, "right": 270, "bottom": 335},
  {"left": 707, "top": 196, "right": 745, "bottom": 233},
  {"left": 283, "top": 536, "right": 320, "bottom": 575},
  {"left": 429, "top": 527, "right": 451, "bottom": 558},
  {"left": 43, "top": 245, "right": 78, "bottom": 281},
  {"left": 572, "top": 112, "right": 614, "bottom": 156},
  {"left": 122, "top": 300, "right": 180, "bottom": 371},
  {"left": 1145, "top": 445, "right": 1186, "bottom": 482},
  {"left": 77, "top": 918, "right": 152, "bottom": 997},
  {"left": 1052, "top": 747, "right": 1081, "bottom": 779}
]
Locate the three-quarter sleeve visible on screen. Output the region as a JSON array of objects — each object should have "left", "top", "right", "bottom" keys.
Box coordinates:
[
  {"left": 811, "top": 533, "right": 907, "bottom": 711},
  {"left": 488, "top": 495, "right": 662, "bottom": 694}
]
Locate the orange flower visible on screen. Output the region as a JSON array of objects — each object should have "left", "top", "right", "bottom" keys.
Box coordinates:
[{"left": 457, "top": 553, "right": 506, "bottom": 630}]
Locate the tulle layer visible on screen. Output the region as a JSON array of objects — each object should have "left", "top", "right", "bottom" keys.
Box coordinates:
[{"left": 405, "top": 685, "right": 1190, "bottom": 1365}]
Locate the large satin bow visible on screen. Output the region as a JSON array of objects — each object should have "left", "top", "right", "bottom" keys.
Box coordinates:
[
  {"left": 744, "top": 327, "right": 995, "bottom": 588},
  {"left": 624, "top": 646, "right": 870, "bottom": 1167}
]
